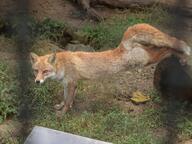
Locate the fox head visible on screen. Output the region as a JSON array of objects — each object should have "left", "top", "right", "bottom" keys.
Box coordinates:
[{"left": 30, "top": 52, "right": 57, "bottom": 84}]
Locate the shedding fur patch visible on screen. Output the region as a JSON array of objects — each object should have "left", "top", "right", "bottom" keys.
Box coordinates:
[{"left": 124, "top": 47, "right": 150, "bottom": 66}]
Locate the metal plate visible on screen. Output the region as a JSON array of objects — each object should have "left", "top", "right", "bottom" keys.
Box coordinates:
[{"left": 24, "top": 126, "right": 112, "bottom": 144}]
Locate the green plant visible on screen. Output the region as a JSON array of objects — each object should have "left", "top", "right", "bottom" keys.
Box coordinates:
[
  {"left": 0, "top": 62, "right": 18, "bottom": 124},
  {"left": 148, "top": 89, "right": 162, "bottom": 104},
  {"left": 35, "top": 18, "right": 67, "bottom": 42},
  {"left": 1, "top": 16, "right": 68, "bottom": 45}
]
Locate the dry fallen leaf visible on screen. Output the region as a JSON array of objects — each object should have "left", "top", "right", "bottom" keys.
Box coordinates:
[{"left": 130, "top": 91, "right": 150, "bottom": 104}]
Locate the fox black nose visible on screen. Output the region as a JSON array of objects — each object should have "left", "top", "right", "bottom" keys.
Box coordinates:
[{"left": 35, "top": 80, "right": 40, "bottom": 84}]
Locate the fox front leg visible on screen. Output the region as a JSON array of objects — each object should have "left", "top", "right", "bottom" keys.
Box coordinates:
[
  {"left": 54, "top": 81, "right": 68, "bottom": 110},
  {"left": 62, "top": 81, "right": 77, "bottom": 113},
  {"left": 54, "top": 81, "right": 77, "bottom": 111}
]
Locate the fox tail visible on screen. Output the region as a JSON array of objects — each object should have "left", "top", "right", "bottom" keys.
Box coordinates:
[{"left": 121, "top": 24, "right": 191, "bottom": 56}]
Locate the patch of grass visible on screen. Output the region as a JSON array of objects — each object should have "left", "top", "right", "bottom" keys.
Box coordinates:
[
  {"left": 14, "top": 74, "right": 162, "bottom": 144},
  {"left": 0, "top": 36, "right": 16, "bottom": 53},
  {"left": 0, "top": 62, "right": 18, "bottom": 124},
  {"left": 148, "top": 89, "right": 162, "bottom": 104},
  {"left": 2, "top": 17, "right": 68, "bottom": 46},
  {"left": 32, "top": 106, "right": 161, "bottom": 144},
  {"left": 176, "top": 104, "right": 192, "bottom": 140},
  {"left": 140, "top": 107, "right": 163, "bottom": 129},
  {"left": 35, "top": 18, "right": 67, "bottom": 43},
  {"left": 178, "top": 116, "right": 192, "bottom": 139},
  {"left": 0, "top": 137, "right": 21, "bottom": 144},
  {"left": 26, "top": 80, "right": 63, "bottom": 116},
  {"left": 81, "top": 16, "right": 148, "bottom": 50},
  {"left": 80, "top": 6, "right": 170, "bottom": 50},
  {"left": 29, "top": 79, "right": 165, "bottom": 143}
]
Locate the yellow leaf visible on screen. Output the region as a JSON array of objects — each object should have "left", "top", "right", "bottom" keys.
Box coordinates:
[{"left": 130, "top": 91, "right": 150, "bottom": 103}]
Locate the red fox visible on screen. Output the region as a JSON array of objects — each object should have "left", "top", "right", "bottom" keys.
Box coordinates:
[{"left": 30, "top": 23, "right": 191, "bottom": 113}]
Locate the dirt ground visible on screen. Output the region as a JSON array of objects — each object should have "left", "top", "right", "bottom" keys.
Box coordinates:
[{"left": 0, "top": 0, "right": 124, "bottom": 28}]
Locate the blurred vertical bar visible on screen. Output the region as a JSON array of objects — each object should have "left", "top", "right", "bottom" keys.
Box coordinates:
[
  {"left": 16, "top": 0, "right": 33, "bottom": 142},
  {"left": 0, "top": 0, "right": 33, "bottom": 142},
  {"left": 163, "top": 0, "right": 191, "bottom": 143}
]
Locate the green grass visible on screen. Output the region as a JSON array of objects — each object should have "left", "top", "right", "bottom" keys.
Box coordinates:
[
  {"left": 179, "top": 116, "right": 192, "bottom": 139},
  {"left": 0, "top": 62, "right": 18, "bottom": 124},
  {"left": 29, "top": 81, "right": 166, "bottom": 144},
  {"left": 34, "top": 18, "right": 67, "bottom": 42},
  {"left": 32, "top": 105, "right": 162, "bottom": 144},
  {"left": 81, "top": 16, "right": 147, "bottom": 50}
]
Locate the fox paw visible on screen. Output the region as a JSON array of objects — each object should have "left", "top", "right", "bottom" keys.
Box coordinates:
[
  {"left": 63, "top": 105, "right": 69, "bottom": 113},
  {"left": 55, "top": 106, "right": 69, "bottom": 119},
  {"left": 54, "top": 101, "right": 65, "bottom": 110},
  {"left": 55, "top": 110, "right": 64, "bottom": 120}
]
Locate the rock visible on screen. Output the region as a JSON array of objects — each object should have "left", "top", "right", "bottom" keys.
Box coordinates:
[
  {"left": 65, "top": 43, "right": 95, "bottom": 52},
  {"left": 137, "top": 69, "right": 142, "bottom": 73}
]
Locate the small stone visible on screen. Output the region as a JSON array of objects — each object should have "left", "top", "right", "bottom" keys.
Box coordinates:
[
  {"left": 125, "top": 71, "right": 132, "bottom": 74},
  {"left": 137, "top": 69, "right": 142, "bottom": 73}
]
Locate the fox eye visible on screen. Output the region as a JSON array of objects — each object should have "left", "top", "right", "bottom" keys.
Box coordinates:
[
  {"left": 34, "top": 69, "right": 38, "bottom": 73},
  {"left": 43, "top": 70, "right": 50, "bottom": 74}
]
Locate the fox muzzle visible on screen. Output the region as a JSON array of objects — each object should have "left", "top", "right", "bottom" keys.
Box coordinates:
[{"left": 35, "top": 79, "right": 44, "bottom": 84}]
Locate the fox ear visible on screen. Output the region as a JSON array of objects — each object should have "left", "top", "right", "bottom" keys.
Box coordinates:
[
  {"left": 30, "top": 52, "right": 39, "bottom": 64},
  {"left": 48, "top": 52, "right": 56, "bottom": 64}
]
